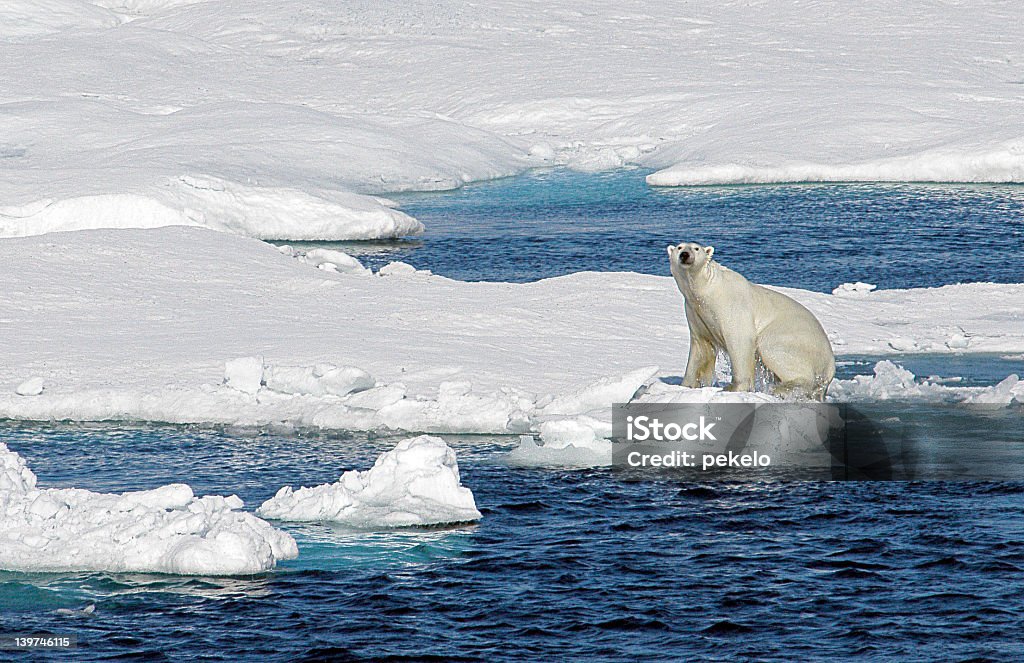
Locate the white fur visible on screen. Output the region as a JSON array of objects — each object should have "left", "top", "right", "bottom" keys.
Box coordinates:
[{"left": 667, "top": 242, "right": 835, "bottom": 400}]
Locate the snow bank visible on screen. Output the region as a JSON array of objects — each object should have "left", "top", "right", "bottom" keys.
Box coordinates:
[
  {"left": 257, "top": 436, "right": 481, "bottom": 527},
  {"left": 0, "top": 443, "right": 297, "bottom": 575},
  {"left": 0, "top": 176, "right": 423, "bottom": 241},
  {"left": 647, "top": 141, "right": 1024, "bottom": 187}
]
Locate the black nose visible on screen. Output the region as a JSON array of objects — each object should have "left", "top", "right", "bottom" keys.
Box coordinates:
[{"left": 681, "top": 251, "right": 690, "bottom": 262}]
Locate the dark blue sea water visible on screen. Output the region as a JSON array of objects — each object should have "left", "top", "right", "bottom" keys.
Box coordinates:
[
  {"left": 0, "top": 358, "right": 1022, "bottom": 661},
  {"left": 291, "top": 169, "right": 1024, "bottom": 291},
  {"left": 3, "top": 175, "right": 1024, "bottom": 660}
]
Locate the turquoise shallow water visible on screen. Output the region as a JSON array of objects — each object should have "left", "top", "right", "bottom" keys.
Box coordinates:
[{"left": 289, "top": 169, "right": 1024, "bottom": 290}]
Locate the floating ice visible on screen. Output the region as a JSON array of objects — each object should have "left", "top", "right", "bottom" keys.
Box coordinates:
[
  {"left": 0, "top": 227, "right": 1021, "bottom": 430},
  {"left": 0, "top": 443, "right": 297, "bottom": 575},
  {"left": 829, "top": 361, "right": 1024, "bottom": 405},
  {"left": 964, "top": 374, "right": 1021, "bottom": 407},
  {"left": 257, "top": 436, "right": 481, "bottom": 527},
  {"left": 537, "top": 416, "right": 612, "bottom": 451},
  {"left": 506, "top": 434, "right": 612, "bottom": 468}
]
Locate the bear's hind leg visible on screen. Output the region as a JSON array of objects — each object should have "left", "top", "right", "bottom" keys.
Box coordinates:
[{"left": 759, "top": 344, "right": 820, "bottom": 400}]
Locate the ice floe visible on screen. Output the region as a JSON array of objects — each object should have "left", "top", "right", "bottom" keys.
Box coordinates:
[
  {"left": 0, "top": 443, "right": 297, "bottom": 575},
  {"left": 0, "top": 228, "right": 1020, "bottom": 432},
  {"left": 257, "top": 436, "right": 481, "bottom": 527},
  {"left": 2, "top": 0, "right": 1023, "bottom": 243}
]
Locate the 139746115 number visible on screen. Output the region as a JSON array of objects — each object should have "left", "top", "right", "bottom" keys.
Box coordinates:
[{"left": 0, "top": 633, "right": 77, "bottom": 649}]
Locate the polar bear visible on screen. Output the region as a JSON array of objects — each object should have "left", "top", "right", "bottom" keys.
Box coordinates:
[{"left": 667, "top": 242, "right": 835, "bottom": 400}]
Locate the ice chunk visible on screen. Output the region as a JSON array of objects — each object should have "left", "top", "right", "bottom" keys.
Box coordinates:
[
  {"left": 887, "top": 337, "right": 918, "bottom": 352},
  {"left": 15, "top": 377, "right": 44, "bottom": 396},
  {"left": 378, "top": 261, "right": 431, "bottom": 277},
  {"left": 224, "top": 357, "right": 264, "bottom": 394},
  {"left": 280, "top": 246, "right": 371, "bottom": 276},
  {"left": 0, "top": 443, "right": 296, "bottom": 575},
  {"left": 831, "top": 282, "right": 877, "bottom": 297},
  {"left": 263, "top": 364, "right": 374, "bottom": 398},
  {"left": 537, "top": 416, "right": 611, "bottom": 452},
  {"left": 506, "top": 434, "right": 612, "bottom": 468},
  {"left": 528, "top": 143, "right": 556, "bottom": 160},
  {"left": 257, "top": 436, "right": 481, "bottom": 527},
  {"left": 964, "top": 374, "right": 1021, "bottom": 407},
  {"left": 946, "top": 332, "right": 971, "bottom": 350},
  {"left": 343, "top": 384, "right": 406, "bottom": 410},
  {"left": 302, "top": 249, "right": 370, "bottom": 276},
  {"left": 0, "top": 443, "right": 36, "bottom": 492}
]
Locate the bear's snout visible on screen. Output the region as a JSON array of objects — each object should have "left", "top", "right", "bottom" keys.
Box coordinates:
[{"left": 680, "top": 251, "right": 692, "bottom": 264}]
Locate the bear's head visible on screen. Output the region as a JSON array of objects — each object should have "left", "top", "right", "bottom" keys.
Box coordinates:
[{"left": 667, "top": 242, "right": 715, "bottom": 275}]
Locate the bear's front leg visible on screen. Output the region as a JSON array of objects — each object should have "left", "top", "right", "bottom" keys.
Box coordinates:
[
  {"left": 682, "top": 335, "right": 716, "bottom": 388},
  {"left": 723, "top": 334, "right": 757, "bottom": 393}
]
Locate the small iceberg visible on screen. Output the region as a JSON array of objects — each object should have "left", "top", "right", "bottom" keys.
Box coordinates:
[{"left": 258, "top": 436, "right": 481, "bottom": 528}]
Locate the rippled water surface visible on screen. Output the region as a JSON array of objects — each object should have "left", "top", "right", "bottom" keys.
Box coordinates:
[
  {"left": 3, "top": 372, "right": 1024, "bottom": 662},
  {"left": 296, "top": 170, "right": 1024, "bottom": 290}
]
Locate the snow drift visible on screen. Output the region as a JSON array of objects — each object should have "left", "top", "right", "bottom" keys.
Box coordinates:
[{"left": 0, "top": 176, "right": 423, "bottom": 241}]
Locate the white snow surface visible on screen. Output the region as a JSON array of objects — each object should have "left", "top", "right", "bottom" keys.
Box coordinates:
[
  {"left": 0, "top": 227, "right": 1020, "bottom": 434},
  {"left": 257, "top": 436, "right": 481, "bottom": 527},
  {"left": 2, "top": 1, "right": 1023, "bottom": 238},
  {"left": 0, "top": 442, "right": 298, "bottom": 575}
]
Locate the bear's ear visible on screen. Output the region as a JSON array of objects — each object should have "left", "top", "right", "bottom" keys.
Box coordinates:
[{"left": 705, "top": 245, "right": 715, "bottom": 259}]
